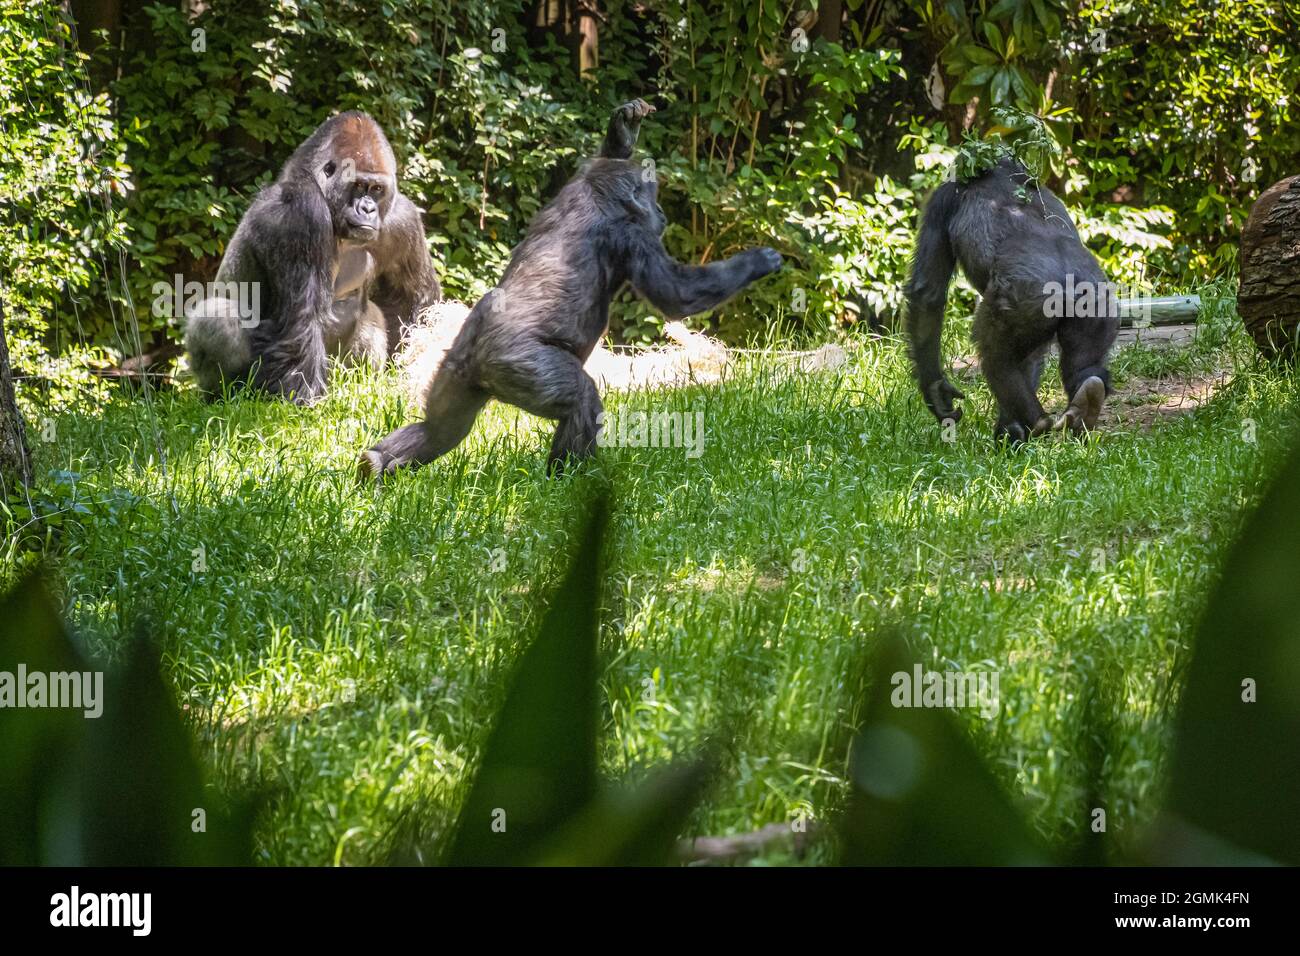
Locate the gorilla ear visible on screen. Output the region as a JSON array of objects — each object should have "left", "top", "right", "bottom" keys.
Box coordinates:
[{"left": 618, "top": 181, "right": 654, "bottom": 223}]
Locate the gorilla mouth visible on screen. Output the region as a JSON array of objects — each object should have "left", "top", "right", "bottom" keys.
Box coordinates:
[{"left": 344, "top": 223, "right": 379, "bottom": 241}]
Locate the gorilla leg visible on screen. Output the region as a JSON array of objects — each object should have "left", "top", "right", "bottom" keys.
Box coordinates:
[
  {"left": 358, "top": 365, "right": 487, "bottom": 478},
  {"left": 340, "top": 301, "right": 389, "bottom": 369},
  {"left": 974, "top": 302, "right": 1051, "bottom": 444},
  {"left": 1054, "top": 316, "right": 1117, "bottom": 434},
  {"left": 184, "top": 297, "right": 253, "bottom": 396},
  {"left": 547, "top": 371, "right": 603, "bottom": 474},
  {"left": 480, "top": 343, "right": 602, "bottom": 473}
]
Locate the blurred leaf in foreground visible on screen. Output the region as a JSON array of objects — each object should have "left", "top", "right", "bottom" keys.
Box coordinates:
[
  {"left": 1157, "top": 440, "right": 1300, "bottom": 865},
  {"left": 838, "top": 637, "right": 1052, "bottom": 866},
  {"left": 445, "top": 495, "right": 715, "bottom": 866},
  {"left": 0, "top": 571, "right": 253, "bottom": 865}
]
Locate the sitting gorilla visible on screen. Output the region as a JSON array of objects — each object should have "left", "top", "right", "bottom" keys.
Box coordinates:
[
  {"left": 184, "top": 111, "right": 440, "bottom": 403},
  {"left": 358, "top": 99, "right": 783, "bottom": 478}
]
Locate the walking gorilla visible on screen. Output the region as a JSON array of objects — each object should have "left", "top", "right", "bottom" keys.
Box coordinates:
[
  {"left": 358, "top": 100, "right": 783, "bottom": 478},
  {"left": 184, "top": 112, "right": 440, "bottom": 403},
  {"left": 904, "top": 156, "right": 1118, "bottom": 443}
]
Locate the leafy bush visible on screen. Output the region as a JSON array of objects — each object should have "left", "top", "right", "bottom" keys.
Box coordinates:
[
  {"left": 4, "top": 0, "right": 1293, "bottom": 389},
  {"left": 0, "top": 1, "right": 129, "bottom": 413}
]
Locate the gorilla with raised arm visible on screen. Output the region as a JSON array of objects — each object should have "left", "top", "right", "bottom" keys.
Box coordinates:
[
  {"left": 904, "top": 156, "right": 1118, "bottom": 444},
  {"left": 358, "top": 99, "right": 783, "bottom": 478},
  {"left": 184, "top": 112, "right": 440, "bottom": 403}
]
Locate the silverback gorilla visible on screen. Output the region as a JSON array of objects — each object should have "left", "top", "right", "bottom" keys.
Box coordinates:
[
  {"left": 904, "top": 156, "right": 1118, "bottom": 443},
  {"left": 358, "top": 100, "right": 783, "bottom": 478},
  {"left": 184, "top": 112, "right": 440, "bottom": 403}
]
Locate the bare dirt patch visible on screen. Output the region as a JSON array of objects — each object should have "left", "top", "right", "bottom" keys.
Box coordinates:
[
  {"left": 951, "top": 325, "right": 1232, "bottom": 432},
  {"left": 1103, "top": 368, "right": 1232, "bottom": 430}
]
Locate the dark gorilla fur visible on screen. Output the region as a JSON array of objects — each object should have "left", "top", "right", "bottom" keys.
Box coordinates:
[
  {"left": 184, "top": 111, "right": 440, "bottom": 403},
  {"left": 904, "top": 156, "right": 1118, "bottom": 444},
  {"left": 359, "top": 99, "right": 782, "bottom": 478}
]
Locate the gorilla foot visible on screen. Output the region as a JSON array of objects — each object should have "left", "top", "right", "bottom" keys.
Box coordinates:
[
  {"left": 1030, "top": 414, "right": 1057, "bottom": 437},
  {"left": 1029, "top": 376, "right": 1106, "bottom": 437},
  {"left": 993, "top": 419, "right": 1029, "bottom": 447},
  {"left": 357, "top": 423, "right": 430, "bottom": 481},
  {"left": 1064, "top": 375, "right": 1106, "bottom": 433},
  {"left": 545, "top": 449, "right": 595, "bottom": 478},
  {"left": 357, "top": 450, "right": 387, "bottom": 482}
]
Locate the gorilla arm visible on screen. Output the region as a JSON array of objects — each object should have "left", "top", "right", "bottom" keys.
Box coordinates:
[
  {"left": 617, "top": 174, "right": 783, "bottom": 318},
  {"left": 243, "top": 183, "right": 337, "bottom": 404},
  {"left": 903, "top": 181, "right": 966, "bottom": 423},
  {"left": 627, "top": 238, "right": 782, "bottom": 319},
  {"left": 368, "top": 192, "right": 441, "bottom": 352},
  {"left": 600, "top": 99, "right": 656, "bottom": 160}
]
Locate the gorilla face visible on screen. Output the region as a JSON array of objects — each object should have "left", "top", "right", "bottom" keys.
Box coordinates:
[
  {"left": 315, "top": 162, "right": 396, "bottom": 243},
  {"left": 340, "top": 169, "right": 394, "bottom": 242},
  {"left": 311, "top": 116, "right": 398, "bottom": 244}
]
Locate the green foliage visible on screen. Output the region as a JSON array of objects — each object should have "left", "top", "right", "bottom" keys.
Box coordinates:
[
  {"left": 1, "top": 282, "right": 1288, "bottom": 864},
  {"left": 919, "top": 0, "right": 1069, "bottom": 113},
  {"left": 0, "top": 501, "right": 714, "bottom": 867},
  {"left": 613, "top": 20, "right": 905, "bottom": 339},
  {"left": 836, "top": 430, "right": 1300, "bottom": 866},
  {"left": 1163, "top": 431, "right": 1300, "bottom": 864},
  {"left": 901, "top": 117, "right": 1174, "bottom": 287},
  {"left": 0, "top": 573, "right": 253, "bottom": 865},
  {"left": 444, "top": 498, "right": 604, "bottom": 864},
  {"left": 839, "top": 638, "right": 1052, "bottom": 865},
  {"left": 108, "top": 1, "right": 597, "bottom": 316},
  {"left": 4, "top": 0, "right": 1295, "bottom": 391},
  {"left": 446, "top": 497, "right": 713, "bottom": 865},
  {"left": 0, "top": 0, "right": 128, "bottom": 413},
  {"left": 1075, "top": 0, "right": 1300, "bottom": 273},
  {"left": 948, "top": 107, "right": 1062, "bottom": 184}
]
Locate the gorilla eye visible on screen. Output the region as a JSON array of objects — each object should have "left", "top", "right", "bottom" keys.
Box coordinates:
[
  {"left": 323, "top": 162, "right": 337, "bottom": 177},
  {"left": 370, "top": 184, "right": 385, "bottom": 198}
]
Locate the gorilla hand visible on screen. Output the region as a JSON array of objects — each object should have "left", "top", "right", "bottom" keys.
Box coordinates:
[
  {"left": 601, "top": 98, "right": 656, "bottom": 160},
  {"left": 924, "top": 377, "right": 966, "bottom": 424}
]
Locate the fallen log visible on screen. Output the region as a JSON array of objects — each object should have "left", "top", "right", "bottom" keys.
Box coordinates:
[
  {"left": 676, "top": 821, "right": 819, "bottom": 864},
  {"left": 1120, "top": 295, "right": 1200, "bottom": 327}
]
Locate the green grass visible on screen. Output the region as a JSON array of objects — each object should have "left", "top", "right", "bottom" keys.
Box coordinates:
[{"left": 6, "top": 290, "right": 1298, "bottom": 865}]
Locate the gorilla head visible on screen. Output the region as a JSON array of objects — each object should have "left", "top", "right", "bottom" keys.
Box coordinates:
[{"left": 301, "top": 114, "right": 398, "bottom": 244}]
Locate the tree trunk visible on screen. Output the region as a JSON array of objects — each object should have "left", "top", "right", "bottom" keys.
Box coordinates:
[
  {"left": 1239, "top": 174, "right": 1300, "bottom": 359},
  {"left": 574, "top": 1, "right": 599, "bottom": 77},
  {"left": 811, "top": 0, "right": 842, "bottom": 43},
  {"left": 0, "top": 302, "right": 33, "bottom": 494}
]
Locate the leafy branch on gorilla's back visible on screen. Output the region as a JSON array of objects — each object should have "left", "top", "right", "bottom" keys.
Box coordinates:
[{"left": 950, "top": 107, "right": 1064, "bottom": 190}]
